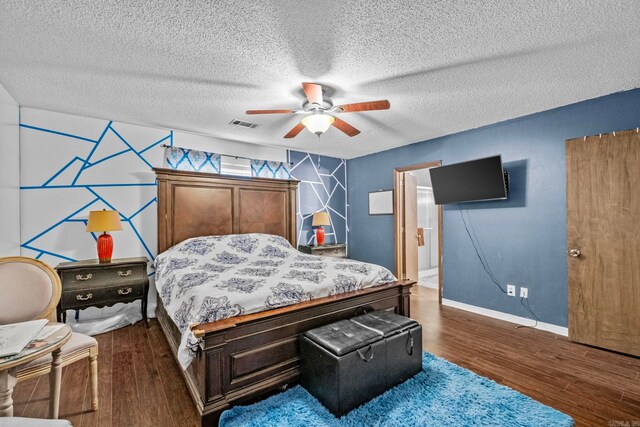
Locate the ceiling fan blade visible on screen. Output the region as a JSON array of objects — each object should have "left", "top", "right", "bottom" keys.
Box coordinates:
[
  {"left": 302, "top": 82, "right": 323, "bottom": 105},
  {"left": 332, "top": 117, "right": 361, "bottom": 137},
  {"left": 246, "top": 109, "right": 295, "bottom": 115},
  {"left": 284, "top": 122, "right": 306, "bottom": 139},
  {"left": 336, "top": 100, "right": 390, "bottom": 113}
]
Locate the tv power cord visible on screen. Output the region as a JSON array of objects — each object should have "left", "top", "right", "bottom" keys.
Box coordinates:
[{"left": 458, "top": 204, "right": 539, "bottom": 330}]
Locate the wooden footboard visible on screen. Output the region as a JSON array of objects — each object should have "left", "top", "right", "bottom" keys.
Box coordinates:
[{"left": 155, "top": 279, "right": 414, "bottom": 426}]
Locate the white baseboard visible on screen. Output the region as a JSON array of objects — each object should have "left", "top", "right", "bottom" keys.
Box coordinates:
[{"left": 441, "top": 298, "right": 568, "bottom": 337}]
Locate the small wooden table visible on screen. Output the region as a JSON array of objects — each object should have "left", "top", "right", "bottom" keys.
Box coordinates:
[
  {"left": 0, "top": 323, "right": 72, "bottom": 419},
  {"left": 298, "top": 243, "right": 347, "bottom": 258},
  {"left": 55, "top": 257, "right": 150, "bottom": 323}
]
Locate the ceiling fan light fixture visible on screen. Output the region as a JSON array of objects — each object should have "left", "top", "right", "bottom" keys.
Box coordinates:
[
  {"left": 248, "top": 82, "right": 384, "bottom": 139},
  {"left": 302, "top": 113, "right": 335, "bottom": 136}
]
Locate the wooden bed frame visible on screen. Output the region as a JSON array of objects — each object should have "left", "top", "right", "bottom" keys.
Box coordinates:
[{"left": 154, "top": 168, "right": 415, "bottom": 426}]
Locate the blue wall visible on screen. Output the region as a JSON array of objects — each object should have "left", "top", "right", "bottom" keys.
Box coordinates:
[
  {"left": 347, "top": 88, "right": 640, "bottom": 327},
  {"left": 290, "top": 151, "right": 347, "bottom": 246}
]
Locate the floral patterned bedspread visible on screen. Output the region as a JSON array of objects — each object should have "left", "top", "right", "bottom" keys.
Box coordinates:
[{"left": 154, "top": 233, "right": 396, "bottom": 368}]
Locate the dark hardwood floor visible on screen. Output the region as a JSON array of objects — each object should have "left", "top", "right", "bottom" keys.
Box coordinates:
[
  {"left": 412, "top": 287, "right": 640, "bottom": 426},
  {"left": 13, "top": 319, "right": 201, "bottom": 427},
  {"left": 12, "top": 286, "right": 640, "bottom": 426}
]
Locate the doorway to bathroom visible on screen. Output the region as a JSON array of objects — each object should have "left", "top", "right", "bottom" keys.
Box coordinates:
[{"left": 394, "top": 161, "right": 442, "bottom": 303}]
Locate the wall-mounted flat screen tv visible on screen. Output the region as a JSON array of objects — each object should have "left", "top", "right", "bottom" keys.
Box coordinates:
[{"left": 429, "top": 155, "right": 507, "bottom": 204}]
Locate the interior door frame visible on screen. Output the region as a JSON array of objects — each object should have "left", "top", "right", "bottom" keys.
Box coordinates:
[{"left": 394, "top": 161, "right": 443, "bottom": 303}]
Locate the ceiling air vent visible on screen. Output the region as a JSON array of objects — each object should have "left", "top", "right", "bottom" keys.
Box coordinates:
[{"left": 229, "top": 119, "right": 258, "bottom": 129}]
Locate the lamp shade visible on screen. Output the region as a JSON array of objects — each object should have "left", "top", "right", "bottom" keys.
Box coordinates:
[
  {"left": 86, "top": 210, "right": 123, "bottom": 233},
  {"left": 302, "top": 114, "right": 335, "bottom": 136},
  {"left": 312, "top": 211, "right": 331, "bottom": 226}
]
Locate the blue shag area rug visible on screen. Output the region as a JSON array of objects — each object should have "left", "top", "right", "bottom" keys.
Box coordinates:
[{"left": 220, "top": 352, "right": 573, "bottom": 427}]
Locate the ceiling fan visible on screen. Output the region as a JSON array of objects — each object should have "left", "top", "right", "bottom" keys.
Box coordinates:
[{"left": 246, "top": 82, "right": 390, "bottom": 139}]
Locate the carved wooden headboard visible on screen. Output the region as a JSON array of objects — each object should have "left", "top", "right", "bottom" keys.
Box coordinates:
[{"left": 154, "top": 168, "right": 299, "bottom": 254}]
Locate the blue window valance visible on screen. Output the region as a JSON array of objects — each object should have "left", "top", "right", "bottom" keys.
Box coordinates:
[
  {"left": 164, "top": 146, "right": 291, "bottom": 180},
  {"left": 164, "top": 146, "right": 221, "bottom": 173},
  {"left": 251, "top": 160, "right": 292, "bottom": 179}
]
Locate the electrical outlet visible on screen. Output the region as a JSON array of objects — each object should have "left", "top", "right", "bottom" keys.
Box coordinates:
[
  {"left": 520, "top": 287, "right": 528, "bottom": 298},
  {"left": 507, "top": 284, "right": 516, "bottom": 296}
]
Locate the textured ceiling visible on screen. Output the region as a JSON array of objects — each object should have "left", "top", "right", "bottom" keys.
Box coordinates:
[{"left": 1, "top": 1, "right": 639, "bottom": 159}]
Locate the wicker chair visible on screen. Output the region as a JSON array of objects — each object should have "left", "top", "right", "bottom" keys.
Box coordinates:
[{"left": 0, "top": 257, "right": 98, "bottom": 412}]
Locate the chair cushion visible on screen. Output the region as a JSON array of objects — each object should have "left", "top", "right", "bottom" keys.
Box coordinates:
[
  {"left": 0, "top": 417, "right": 72, "bottom": 427},
  {"left": 19, "top": 332, "right": 97, "bottom": 370},
  {"left": 0, "top": 261, "right": 55, "bottom": 324}
]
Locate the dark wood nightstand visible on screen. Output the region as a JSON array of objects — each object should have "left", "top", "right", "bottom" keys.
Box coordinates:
[
  {"left": 298, "top": 243, "right": 347, "bottom": 258},
  {"left": 55, "top": 257, "right": 149, "bottom": 323}
]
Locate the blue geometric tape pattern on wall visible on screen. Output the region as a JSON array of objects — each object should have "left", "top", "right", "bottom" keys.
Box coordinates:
[
  {"left": 289, "top": 151, "right": 347, "bottom": 247},
  {"left": 19, "top": 121, "right": 172, "bottom": 266},
  {"left": 251, "top": 160, "right": 292, "bottom": 179},
  {"left": 164, "top": 146, "right": 221, "bottom": 173},
  {"left": 19, "top": 119, "right": 346, "bottom": 266}
]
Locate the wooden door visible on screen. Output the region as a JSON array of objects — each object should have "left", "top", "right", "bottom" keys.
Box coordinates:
[
  {"left": 403, "top": 173, "right": 419, "bottom": 282},
  {"left": 566, "top": 130, "right": 640, "bottom": 356}
]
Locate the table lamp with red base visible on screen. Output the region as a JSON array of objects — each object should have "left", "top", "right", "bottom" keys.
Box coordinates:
[
  {"left": 312, "top": 211, "right": 331, "bottom": 246},
  {"left": 86, "top": 210, "right": 123, "bottom": 263}
]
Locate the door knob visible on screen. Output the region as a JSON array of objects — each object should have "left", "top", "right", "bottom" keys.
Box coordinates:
[{"left": 569, "top": 248, "right": 581, "bottom": 258}]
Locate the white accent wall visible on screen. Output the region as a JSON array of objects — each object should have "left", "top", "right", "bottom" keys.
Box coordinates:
[
  {"left": 17, "top": 106, "right": 348, "bottom": 323},
  {"left": 19, "top": 107, "right": 286, "bottom": 318},
  {"left": 0, "top": 84, "right": 20, "bottom": 256}
]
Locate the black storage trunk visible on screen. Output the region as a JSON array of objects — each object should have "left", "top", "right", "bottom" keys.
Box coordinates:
[
  {"left": 351, "top": 310, "right": 423, "bottom": 388},
  {"left": 300, "top": 312, "right": 422, "bottom": 417}
]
